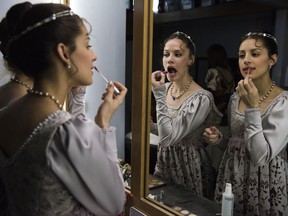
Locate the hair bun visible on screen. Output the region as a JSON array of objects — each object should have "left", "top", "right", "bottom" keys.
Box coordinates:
[
  {"left": 0, "top": 2, "right": 32, "bottom": 57},
  {"left": 0, "top": 18, "right": 9, "bottom": 56}
]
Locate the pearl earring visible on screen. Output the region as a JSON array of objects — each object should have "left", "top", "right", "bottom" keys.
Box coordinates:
[{"left": 68, "top": 64, "right": 71, "bottom": 69}]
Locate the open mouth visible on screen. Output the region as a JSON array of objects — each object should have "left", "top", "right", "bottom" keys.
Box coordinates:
[{"left": 167, "top": 66, "right": 177, "bottom": 74}]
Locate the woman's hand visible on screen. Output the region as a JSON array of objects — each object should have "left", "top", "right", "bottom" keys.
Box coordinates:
[
  {"left": 203, "top": 126, "right": 220, "bottom": 144},
  {"left": 151, "top": 70, "right": 166, "bottom": 88},
  {"left": 236, "top": 76, "right": 259, "bottom": 108},
  {"left": 95, "top": 81, "right": 127, "bottom": 128}
]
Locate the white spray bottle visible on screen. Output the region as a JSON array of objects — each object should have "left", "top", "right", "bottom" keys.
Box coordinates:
[{"left": 221, "top": 182, "right": 234, "bottom": 216}]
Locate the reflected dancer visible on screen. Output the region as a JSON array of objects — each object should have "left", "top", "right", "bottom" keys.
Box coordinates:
[{"left": 150, "top": 31, "right": 222, "bottom": 199}]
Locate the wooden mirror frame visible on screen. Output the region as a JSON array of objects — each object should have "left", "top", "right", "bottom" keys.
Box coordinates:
[
  {"left": 63, "top": 0, "right": 287, "bottom": 215},
  {"left": 125, "top": 1, "right": 181, "bottom": 215},
  {"left": 62, "top": 0, "right": 69, "bottom": 5}
]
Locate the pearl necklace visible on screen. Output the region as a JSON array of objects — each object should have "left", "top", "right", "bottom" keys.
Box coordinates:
[
  {"left": 10, "top": 76, "right": 32, "bottom": 89},
  {"left": 170, "top": 78, "right": 193, "bottom": 100},
  {"left": 27, "top": 89, "right": 63, "bottom": 110},
  {"left": 258, "top": 81, "right": 275, "bottom": 104}
]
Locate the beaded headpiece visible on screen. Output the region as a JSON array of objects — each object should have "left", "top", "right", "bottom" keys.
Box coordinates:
[
  {"left": 173, "top": 31, "right": 196, "bottom": 54},
  {"left": 9, "top": 10, "right": 75, "bottom": 43},
  {"left": 244, "top": 32, "right": 277, "bottom": 44}
]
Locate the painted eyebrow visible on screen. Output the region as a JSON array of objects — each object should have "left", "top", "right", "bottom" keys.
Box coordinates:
[
  {"left": 239, "top": 48, "right": 263, "bottom": 52},
  {"left": 163, "top": 49, "right": 182, "bottom": 52}
]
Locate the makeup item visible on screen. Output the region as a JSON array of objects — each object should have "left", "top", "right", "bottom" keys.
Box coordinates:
[
  {"left": 210, "top": 126, "right": 216, "bottom": 133},
  {"left": 158, "top": 0, "right": 167, "bottom": 13},
  {"left": 181, "top": 0, "right": 193, "bottom": 10},
  {"left": 166, "top": 0, "right": 180, "bottom": 12},
  {"left": 248, "top": 68, "right": 251, "bottom": 75},
  {"left": 161, "top": 68, "right": 168, "bottom": 74},
  {"left": 93, "top": 66, "right": 120, "bottom": 95},
  {"left": 180, "top": 209, "right": 190, "bottom": 215},
  {"left": 155, "top": 72, "right": 162, "bottom": 81},
  {"left": 221, "top": 183, "right": 234, "bottom": 216},
  {"left": 155, "top": 69, "right": 168, "bottom": 81},
  {"left": 148, "top": 176, "right": 165, "bottom": 189},
  {"left": 159, "top": 190, "right": 164, "bottom": 204},
  {"left": 172, "top": 206, "right": 182, "bottom": 211}
]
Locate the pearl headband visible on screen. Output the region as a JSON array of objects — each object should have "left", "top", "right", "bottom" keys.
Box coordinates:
[
  {"left": 9, "top": 10, "right": 75, "bottom": 43},
  {"left": 244, "top": 32, "right": 277, "bottom": 44},
  {"left": 173, "top": 31, "right": 196, "bottom": 54}
]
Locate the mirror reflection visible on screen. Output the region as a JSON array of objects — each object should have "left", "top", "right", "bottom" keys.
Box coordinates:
[
  {"left": 150, "top": 31, "right": 222, "bottom": 198},
  {"left": 141, "top": 0, "right": 288, "bottom": 215}
]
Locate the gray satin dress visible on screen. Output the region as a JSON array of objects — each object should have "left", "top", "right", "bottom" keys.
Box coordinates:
[
  {"left": 215, "top": 91, "right": 288, "bottom": 216},
  {"left": 0, "top": 90, "right": 126, "bottom": 216},
  {"left": 151, "top": 83, "right": 223, "bottom": 199}
]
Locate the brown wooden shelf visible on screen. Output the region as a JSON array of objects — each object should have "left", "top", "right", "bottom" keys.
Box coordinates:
[
  {"left": 126, "top": 0, "right": 288, "bottom": 39},
  {"left": 154, "top": 1, "right": 275, "bottom": 24}
]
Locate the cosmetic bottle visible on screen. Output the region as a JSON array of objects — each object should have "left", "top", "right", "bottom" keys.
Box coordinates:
[
  {"left": 181, "top": 0, "right": 193, "bottom": 10},
  {"left": 158, "top": 0, "right": 168, "bottom": 13},
  {"left": 221, "top": 183, "right": 234, "bottom": 216}
]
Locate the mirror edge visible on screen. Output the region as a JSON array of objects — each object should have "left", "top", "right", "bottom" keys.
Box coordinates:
[{"left": 126, "top": 0, "right": 180, "bottom": 215}]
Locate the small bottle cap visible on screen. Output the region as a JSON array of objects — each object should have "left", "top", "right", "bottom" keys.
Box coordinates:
[{"left": 225, "top": 183, "right": 232, "bottom": 194}]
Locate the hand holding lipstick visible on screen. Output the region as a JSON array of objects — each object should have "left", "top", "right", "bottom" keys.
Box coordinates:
[
  {"left": 203, "top": 126, "right": 220, "bottom": 144},
  {"left": 94, "top": 66, "right": 120, "bottom": 96},
  {"left": 95, "top": 81, "right": 127, "bottom": 128},
  {"left": 236, "top": 76, "right": 260, "bottom": 108},
  {"left": 93, "top": 66, "right": 127, "bottom": 128},
  {"left": 151, "top": 70, "right": 166, "bottom": 87},
  {"left": 246, "top": 68, "right": 252, "bottom": 77}
]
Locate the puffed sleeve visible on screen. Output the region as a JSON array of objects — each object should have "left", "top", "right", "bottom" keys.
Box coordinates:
[
  {"left": 67, "top": 87, "right": 86, "bottom": 118},
  {"left": 150, "top": 122, "right": 158, "bottom": 135},
  {"left": 245, "top": 95, "right": 288, "bottom": 166},
  {"left": 46, "top": 117, "right": 126, "bottom": 216},
  {"left": 152, "top": 85, "right": 214, "bottom": 147}
]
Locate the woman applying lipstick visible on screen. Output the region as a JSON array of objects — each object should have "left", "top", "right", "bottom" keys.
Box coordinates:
[
  {"left": 0, "top": 3, "right": 127, "bottom": 215},
  {"left": 151, "top": 31, "right": 222, "bottom": 199},
  {"left": 204, "top": 32, "right": 288, "bottom": 215}
]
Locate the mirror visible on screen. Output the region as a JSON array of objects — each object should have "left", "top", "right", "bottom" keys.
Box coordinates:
[{"left": 126, "top": 0, "right": 288, "bottom": 215}]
